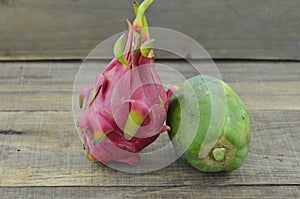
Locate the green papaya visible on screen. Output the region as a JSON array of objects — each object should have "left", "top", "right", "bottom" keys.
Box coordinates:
[{"left": 167, "top": 75, "right": 251, "bottom": 172}]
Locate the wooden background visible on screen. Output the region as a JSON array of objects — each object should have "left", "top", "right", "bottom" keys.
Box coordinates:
[
  {"left": 0, "top": 60, "right": 299, "bottom": 198},
  {"left": 0, "top": 0, "right": 299, "bottom": 198},
  {"left": 0, "top": 0, "right": 300, "bottom": 60}
]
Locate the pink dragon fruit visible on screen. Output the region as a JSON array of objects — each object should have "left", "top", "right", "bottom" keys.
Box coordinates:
[{"left": 77, "top": 0, "right": 172, "bottom": 166}]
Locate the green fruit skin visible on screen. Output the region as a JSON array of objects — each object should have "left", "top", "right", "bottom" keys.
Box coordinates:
[{"left": 167, "top": 75, "right": 251, "bottom": 172}]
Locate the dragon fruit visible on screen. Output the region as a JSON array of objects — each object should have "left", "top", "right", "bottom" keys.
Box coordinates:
[{"left": 77, "top": 0, "right": 172, "bottom": 166}]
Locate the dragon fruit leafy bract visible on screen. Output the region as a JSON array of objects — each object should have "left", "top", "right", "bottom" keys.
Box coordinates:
[{"left": 77, "top": 0, "right": 172, "bottom": 166}]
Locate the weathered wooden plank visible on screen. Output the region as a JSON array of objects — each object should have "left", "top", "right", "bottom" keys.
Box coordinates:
[
  {"left": 0, "top": 61, "right": 299, "bottom": 111},
  {"left": 0, "top": 0, "right": 300, "bottom": 60},
  {"left": 0, "top": 186, "right": 299, "bottom": 199},
  {"left": 0, "top": 110, "right": 299, "bottom": 186}
]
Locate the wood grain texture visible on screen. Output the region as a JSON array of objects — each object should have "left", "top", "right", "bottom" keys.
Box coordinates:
[
  {"left": 0, "top": 110, "right": 299, "bottom": 186},
  {"left": 1, "top": 0, "right": 300, "bottom": 60},
  {"left": 0, "top": 61, "right": 299, "bottom": 198},
  {"left": 0, "top": 186, "right": 299, "bottom": 199},
  {"left": 0, "top": 61, "right": 299, "bottom": 111}
]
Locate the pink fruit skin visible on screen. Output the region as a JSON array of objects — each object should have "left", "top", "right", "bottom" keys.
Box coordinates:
[{"left": 77, "top": 0, "right": 172, "bottom": 165}]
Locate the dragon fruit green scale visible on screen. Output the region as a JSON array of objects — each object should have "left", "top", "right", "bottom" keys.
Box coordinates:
[{"left": 77, "top": 0, "right": 172, "bottom": 166}]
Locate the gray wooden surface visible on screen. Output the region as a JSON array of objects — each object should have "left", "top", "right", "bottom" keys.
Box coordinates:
[
  {"left": 1, "top": 0, "right": 300, "bottom": 60},
  {"left": 0, "top": 60, "right": 299, "bottom": 198},
  {"left": 0, "top": 186, "right": 299, "bottom": 199}
]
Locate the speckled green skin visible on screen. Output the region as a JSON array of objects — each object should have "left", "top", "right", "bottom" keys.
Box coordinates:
[{"left": 167, "top": 75, "right": 251, "bottom": 172}]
